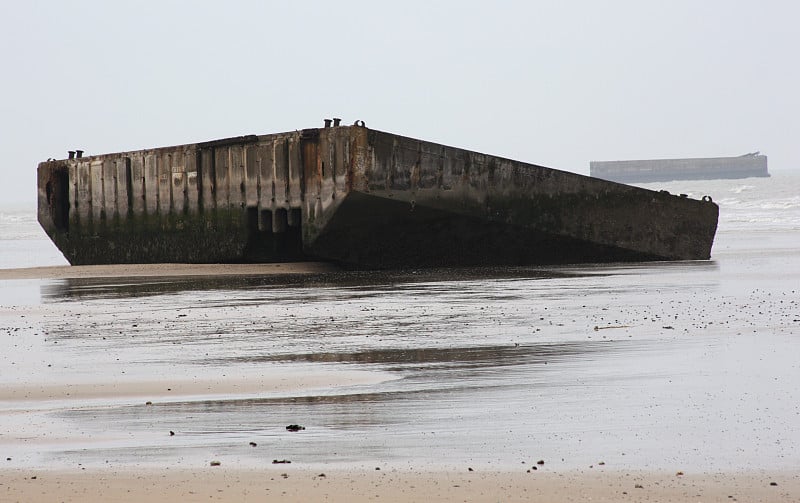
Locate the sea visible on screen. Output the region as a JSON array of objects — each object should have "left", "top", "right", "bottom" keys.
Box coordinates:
[{"left": 1, "top": 172, "right": 798, "bottom": 473}]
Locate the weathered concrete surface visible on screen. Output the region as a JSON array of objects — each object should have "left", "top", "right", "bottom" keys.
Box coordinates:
[
  {"left": 38, "top": 124, "right": 719, "bottom": 268},
  {"left": 590, "top": 153, "right": 769, "bottom": 183}
]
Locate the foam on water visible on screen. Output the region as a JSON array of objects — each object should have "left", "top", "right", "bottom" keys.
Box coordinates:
[{"left": 635, "top": 171, "right": 800, "bottom": 233}]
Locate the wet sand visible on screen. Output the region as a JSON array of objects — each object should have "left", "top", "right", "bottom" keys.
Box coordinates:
[
  {"left": 0, "top": 262, "right": 340, "bottom": 280},
  {"left": 0, "top": 369, "right": 393, "bottom": 402},
  {"left": 1, "top": 467, "right": 797, "bottom": 502}
]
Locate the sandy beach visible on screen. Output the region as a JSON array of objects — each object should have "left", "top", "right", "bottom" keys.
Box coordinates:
[{"left": 1, "top": 467, "right": 797, "bottom": 502}]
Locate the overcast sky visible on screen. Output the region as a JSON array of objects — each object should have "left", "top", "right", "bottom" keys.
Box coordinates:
[{"left": 1, "top": 0, "right": 798, "bottom": 206}]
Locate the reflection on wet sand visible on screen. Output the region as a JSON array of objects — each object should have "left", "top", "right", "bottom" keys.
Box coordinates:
[
  {"left": 39, "top": 266, "right": 580, "bottom": 301},
  {"left": 207, "top": 341, "right": 618, "bottom": 370}
]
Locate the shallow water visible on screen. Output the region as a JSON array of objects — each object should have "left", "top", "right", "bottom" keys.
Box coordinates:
[{"left": 1, "top": 174, "right": 799, "bottom": 473}]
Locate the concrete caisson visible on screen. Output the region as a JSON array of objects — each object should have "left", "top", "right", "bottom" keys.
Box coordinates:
[{"left": 38, "top": 124, "right": 719, "bottom": 268}]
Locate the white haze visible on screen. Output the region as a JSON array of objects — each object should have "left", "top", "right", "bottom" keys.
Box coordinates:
[{"left": 1, "top": 0, "right": 798, "bottom": 205}]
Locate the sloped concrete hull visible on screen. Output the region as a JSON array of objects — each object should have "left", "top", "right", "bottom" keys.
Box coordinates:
[{"left": 305, "top": 192, "right": 665, "bottom": 269}]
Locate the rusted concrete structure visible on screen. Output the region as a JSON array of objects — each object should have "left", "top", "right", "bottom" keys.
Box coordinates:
[
  {"left": 38, "top": 123, "right": 719, "bottom": 268},
  {"left": 591, "top": 153, "right": 769, "bottom": 183}
]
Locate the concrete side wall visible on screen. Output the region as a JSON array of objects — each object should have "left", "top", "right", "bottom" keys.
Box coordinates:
[
  {"left": 590, "top": 156, "right": 769, "bottom": 183},
  {"left": 38, "top": 127, "right": 356, "bottom": 264},
  {"left": 45, "top": 137, "right": 256, "bottom": 231}
]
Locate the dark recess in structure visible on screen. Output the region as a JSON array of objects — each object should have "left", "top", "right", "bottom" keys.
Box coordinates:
[
  {"left": 242, "top": 206, "right": 306, "bottom": 263},
  {"left": 46, "top": 166, "right": 70, "bottom": 231},
  {"left": 124, "top": 158, "right": 133, "bottom": 215},
  {"left": 246, "top": 206, "right": 259, "bottom": 234}
]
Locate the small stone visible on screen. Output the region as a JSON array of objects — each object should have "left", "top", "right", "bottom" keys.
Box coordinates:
[
  {"left": 598, "top": 461, "right": 605, "bottom": 465},
  {"left": 536, "top": 460, "right": 545, "bottom": 465},
  {"left": 468, "top": 467, "right": 473, "bottom": 472},
  {"left": 318, "top": 473, "right": 326, "bottom": 478},
  {"left": 375, "top": 467, "right": 380, "bottom": 471},
  {"left": 676, "top": 471, "right": 684, "bottom": 476},
  {"left": 145, "top": 401, "right": 153, "bottom": 406},
  {"left": 272, "top": 459, "right": 291, "bottom": 464},
  {"left": 169, "top": 431, "right": 175, "bottom": 436},
  {"left": 770, "top": 482, "right": 778, "bottom": 486},
  {"left": 210, "top": 461, "right": 221, "bottom": 467},
  {"left": 249, "top": 442, "right": 257, "bottom": 447},
  {"left": 286, "top": 424, "right": 305, "bottom": 432},
  {"left": 635, "top": 484, "right": 644, "bottom": 489}
]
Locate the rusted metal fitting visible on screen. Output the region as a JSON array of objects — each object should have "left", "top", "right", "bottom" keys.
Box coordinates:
[
  {"left": 68, "top": 151, "right": 75, "bottom": 159},
  {"left": 324, "top": 119, "right": 332, "bottom": 128},
  {"left": 76, "top": 150, "right": 84, "bottom": 159},
  {"left": 333, "top": 118, "right": 341, "bottom": 127}
]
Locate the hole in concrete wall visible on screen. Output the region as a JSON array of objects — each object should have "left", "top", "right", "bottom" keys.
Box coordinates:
[
  {"left": 273, "top": 208, "right": 288, "bottom": 233},
  {"left": 243, "top": 206, "right": 305, "bottom": 263},
  {"left": 259, "top": 209, "right": 273, "bottom": 233},
  {"left": 288, "top": 208, "right": 302, "bottom": 228},
  {"left": 246, "top": 206, "right": 259, "bottom": 234}
]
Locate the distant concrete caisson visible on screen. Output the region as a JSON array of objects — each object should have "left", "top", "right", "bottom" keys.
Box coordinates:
[
  {"left": 590, "top": 153, "right": 769, "bottom": 183},
  {"left": 38, "top": 122, "right": 719, "bottom": 268}
]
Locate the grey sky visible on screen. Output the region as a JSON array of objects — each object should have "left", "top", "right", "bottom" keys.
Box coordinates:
[{"left": 1, "top": 0, "right": 798, "bottom": 205}]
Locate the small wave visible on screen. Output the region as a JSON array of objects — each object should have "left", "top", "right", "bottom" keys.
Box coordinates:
[
  {"left": 0, "top": 211, "right": 45, "bottom": 240},
  {"left": 714, "top": 197, "right": 742, "bottom": 206},
  {"left": 0, "top": 213, "right": 27, "bottom": 224},
  {"left": 730, "top": 185, "right": 755, "bottom": 194},
  {"left": 758, "top": 197, "right": 800, "bottom": 210}
]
